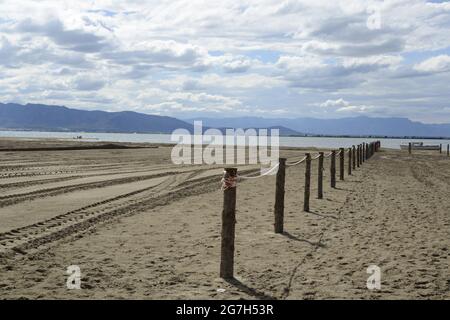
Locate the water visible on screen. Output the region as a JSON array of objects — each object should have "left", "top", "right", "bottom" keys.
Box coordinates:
[{"left": 1, "top": 130, "right": 449, "bottom": 150}]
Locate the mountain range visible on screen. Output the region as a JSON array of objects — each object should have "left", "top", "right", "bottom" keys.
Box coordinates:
[{"left": 1, "top": 102, "right": 450, "bottom": 137}]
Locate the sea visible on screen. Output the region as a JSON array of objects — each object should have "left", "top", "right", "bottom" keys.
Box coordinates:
[{"left": 1, "top": 130, "right": 449, "bottom": 150}]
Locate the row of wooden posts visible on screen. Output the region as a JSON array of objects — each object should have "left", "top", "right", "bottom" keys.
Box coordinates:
[{"left": 220, "top": 141, "right": 381, "bottom": 279}]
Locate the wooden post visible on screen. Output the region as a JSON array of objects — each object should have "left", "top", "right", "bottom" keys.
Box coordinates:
[
  {"left": 352, "top": 145, "right": 356, "bottom": 170},
  {"left": 348, "top": 148, "right": 352, "bottom": 175},
  {"left": 360, "top": 144, "right": 363, "bottom": 164},
  {"left": 318, "top": 152, "right": 324, "bottom": 199},
  {"left": 357, "top": 145, "right": 360, "bottom": 167},
  {"left": 274, "top": 158, "right": 286, "bottom": 234},
  {"left": 362, "top": 143, "right": 366, "bottom": 162},
  {"left": 447, "top": 144, "right": 449, "bottom": 157},
  {"left": 366, "top": 143, "right": 369, "bottom": 160},
  {"left": 440, "top": 144, "right": 442, "bottom": 154},
  {"left": 220, "top": 168, "right": 237, "bottom": 279},
  {"left": 330, "top": 150, "right": 336, "bottom": 188},
  {"left": 408, "top": 142, "right": 412, "bottom": 154},
  {"left": 339, "top": 148, "right": 344, "bottom": 180},
  {"left": 304, "top": 154, "right": 311, "bottom": 212}
]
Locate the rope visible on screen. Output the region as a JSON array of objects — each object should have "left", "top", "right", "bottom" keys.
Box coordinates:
[
  {"left": 221, "top": 171, "right": 238, "bottom": 190},
  {"left": 323, "top": 152, "right": 333, "bottom": 158},
  {"left": 286, "top": 156, "right": 307, "bottom": 167},
  {"left": 311, "top": 154, "right": 321, "bottom": 160},
  {"left": 239, "top": 163, "right": 280, "bottom": 179}
]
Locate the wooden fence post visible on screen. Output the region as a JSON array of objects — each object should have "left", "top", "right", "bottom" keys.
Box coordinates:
[
  {"left": 304, "top": 154, "right": 311, "bottom": 212},
  {"left": 357, "top": 145, "right": 360, "bottom": 167},
  {"left": 318, "top": 152, "right": 324, "bottom": 199},
  {"left": 440, "top": 144, "right": 442, "bottom": 154},
  {"left": 339, "top": 148, "right": 344, "bottom": 180},
  {"left": 274, "top": 158, "right": 286, "bottom": 234},
  {"left": 330, "top": 150, "right": 336, "bottom": 188},
  {"left": 352, "top": 145, "right": 356, "bottom": 170},
  {"left": 366, "top": 143, "right": 369, "bottom": 160},
  {"left": 360, "top": 144, "right": 363, "bottom": 164},
  {"left": 362, "top": 143, "right": 366, "bottom": 162},
  {"left": 220, "top": 167, "right": 237, "bottom": 279},
  {"left": 447, "top": 144, "right": 449, "bottom": 157},
  {"left": 348, "top": 148, "right": 352, "bottom": 175},
  {"left": 408, "top": 142, "right": 412, "bottom": 154}
]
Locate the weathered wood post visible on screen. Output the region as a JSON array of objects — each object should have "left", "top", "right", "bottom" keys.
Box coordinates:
[
  {"left": 348, "top": 148, "right": 352, "bottom": 175},
  {"left": 360, "top": 144, "right": 363, "bottom": 164},
  {"left": 304, "top": 154, "right": 311, "bottom": 212},
  {"left": 366, "top": 143, "right": 369, "bottom": 160},
  {"left": 352, "top": 145, "right": 356, "bottom": 170},
  {"left": 447, "top": 144, "right": 449, "bottom": 157},
  {"left": 408, "top": 142, "right": 412, "bottom": 154},
  {"left": 330, "top": 150, "right": 336, "bottom": 188},
  {"left": 274, "top": 158, "right": 286, "bottom": 234},
  {"left": 357, "top": 145, "right": 360, "bottom": 167},
  {"left": 362, "top": 143, "right": 366, "bottom": 162},
  {"left": 339, "top": 148, "right": 344, "bottom": 180},
  {"left": 220, "top": 167, "right": 238, "bottom": 279},
  {"left": 440, "top": 144, "right": 442, "bottom": 154},
  {"left": 318, "top": 152, "right": 324, "bottom": 199}
]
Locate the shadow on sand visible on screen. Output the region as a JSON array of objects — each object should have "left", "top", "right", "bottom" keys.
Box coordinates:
[
  {"left": 224, "top": 278, "right": 276, "bottom": 300},
  {"left": 282, "top": 231, "right": 325, "bottom": 248}
]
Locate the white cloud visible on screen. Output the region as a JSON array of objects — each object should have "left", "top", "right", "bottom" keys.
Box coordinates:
[
  {"left": 1, "top": 1, "right": 450, "bottom": 122},
  {"left": 414, "top": 55, "right": 450, "bottom": 73},
  {"left": 319, "top": 98, "right": 350, "bottom": 108}
]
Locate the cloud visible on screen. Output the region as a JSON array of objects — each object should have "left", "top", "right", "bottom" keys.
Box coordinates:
[
  {"left": 319, "top": 98, "right": 350, "bottom": 108},
  {"left": 72, "top": 77, "right": 106, "bottom": 91},
  {"left": 319, "top": 98, "right": 374, "bottom": 113},
  {"left": 1, "top": 1, "right": 450, "bottom": 122},
  {"left": 15, "top": 18, "right": 111, "bottom": 53},
  {"left": 414, "top": 55, "right": 450, "bottom": 73}
]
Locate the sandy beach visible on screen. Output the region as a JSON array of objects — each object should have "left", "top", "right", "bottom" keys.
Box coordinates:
[{"left": 0, "top": 138, "right": 448, "bottom": 299}]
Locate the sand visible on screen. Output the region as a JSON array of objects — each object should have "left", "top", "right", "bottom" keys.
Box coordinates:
[{"left": 0, "top": 138, "right": 448, "bottom": 299}]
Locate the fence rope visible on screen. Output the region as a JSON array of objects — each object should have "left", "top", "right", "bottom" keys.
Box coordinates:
[
  {"left": 323, "top": 152, "right": 333, "bottom": 158},
  {"left": 220, "top": 171, "right": 238, "bottom": 190},
  {"left": 239, "top": 163, "right": 280, "bottom": 179},
  {"left": 286, "top": 156, "right": 307, "bottom": 167}
]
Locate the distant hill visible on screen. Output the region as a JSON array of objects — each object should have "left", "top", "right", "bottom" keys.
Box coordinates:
[
  {"left": 0, "top": 103, "right": 193, "bottom": 133},
  {"left": 1, "top": 103, "right": 449, "bottom": 137},
  {"left": 189, "top": 116, "right": 450, "bottom": 138}
]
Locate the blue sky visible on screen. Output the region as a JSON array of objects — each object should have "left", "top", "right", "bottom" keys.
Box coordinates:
[{"left": 1, "top": 0, "right": 450, "bottom": 123}]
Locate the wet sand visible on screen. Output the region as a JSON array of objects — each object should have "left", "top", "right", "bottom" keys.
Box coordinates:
[{"left": 0, "top": 138, "right": 448, "bottom": 299}]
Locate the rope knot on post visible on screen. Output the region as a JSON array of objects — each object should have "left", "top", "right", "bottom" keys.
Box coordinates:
[{"left": 221, "top": 169, "right": 238, "bottom": 190}]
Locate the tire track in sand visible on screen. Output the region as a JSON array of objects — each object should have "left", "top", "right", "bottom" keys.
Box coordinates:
[{"left": 0, "top": 167, "right": 242, "bottom": 258}]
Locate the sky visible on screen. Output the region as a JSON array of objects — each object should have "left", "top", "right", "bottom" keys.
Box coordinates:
[{"left": 1, "top": 0, "right": 450, "bottom": 123}]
